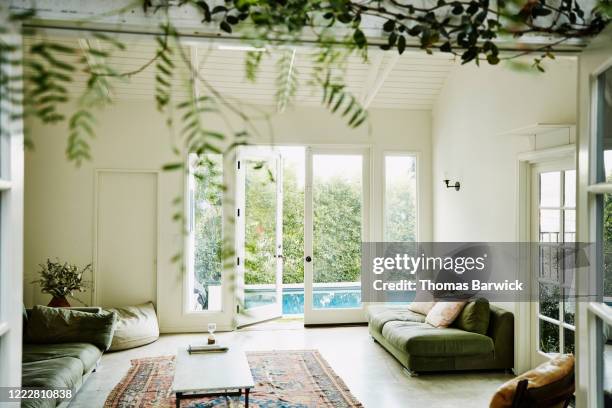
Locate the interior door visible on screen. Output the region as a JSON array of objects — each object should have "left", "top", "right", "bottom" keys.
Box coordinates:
[
  {"left": 303, "top": 147, "right": 369, "bottom": 325},
  {"left": 236, "top": 147, "right": 283, "bottom": 327},
  {"left": 529, "top": 160, "right": 576, "bottom": 367}
]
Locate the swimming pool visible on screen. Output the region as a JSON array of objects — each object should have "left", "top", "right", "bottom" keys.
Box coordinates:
[{"left": 245, "top": 286, "right": 362, "bottom": 314}]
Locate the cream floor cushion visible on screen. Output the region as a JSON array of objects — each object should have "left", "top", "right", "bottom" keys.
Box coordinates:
[{"left": 107, "top": 302, "right": 159, "bottom": 351}]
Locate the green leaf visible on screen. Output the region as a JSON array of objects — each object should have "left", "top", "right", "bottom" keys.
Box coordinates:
[
  {"left": 92, "top": 33, "right": 126, "bottom": 50},
  {"left": 383, "top": 20, "right": 395, "bottom": 32},
  {"left": 212, "top": 5, "right": 228, "bottom": 14},
  {"left": 332, "top": 93, "right": 346, "bottom": 113},
  {"left": 353, "top": 29, "right": 367, "bottom": 48},
  {"left": 487, "top": 54, "right": 500, "bottom": 65},
  {"left": 44, "top": 43, "right": 76, "bottom": 54},
  {"left": 163, "top": 163, "right": 184, "bottom": 171},
  {"left": 397, "top": 35, "right": 406, "bottom": 54},
  {"left": 220, "top": 21, "right": 232, "bottom": 33},
  {"left": 440, "top": 42, "right": 452, "bottom": 53}
]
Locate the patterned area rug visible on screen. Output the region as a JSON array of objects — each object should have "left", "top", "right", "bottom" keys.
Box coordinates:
[{"left": 104, "top": 350, "right": 363, "bottom": 408}]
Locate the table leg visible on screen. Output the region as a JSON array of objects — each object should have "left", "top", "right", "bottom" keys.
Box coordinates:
[
  {"left": 175, "top": 392, "right": 181, "bottom": 408},
  {"left": 245, "top": 388, "right": 249, "bottom": 408}
]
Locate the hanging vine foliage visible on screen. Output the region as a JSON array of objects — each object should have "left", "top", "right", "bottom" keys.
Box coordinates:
[
  {"left": 170, "top": 0, "right": 611, "bottom": 68},
  {"left": 0, "top": 0, "right": 609, "bottom": 162},
  {"left": 0, "top": 0, "right": 609, "bottom": 322}
]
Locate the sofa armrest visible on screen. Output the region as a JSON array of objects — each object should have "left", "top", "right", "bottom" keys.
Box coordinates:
[{"left": 488, "top": 305, "right": 514, "bottom": 367}]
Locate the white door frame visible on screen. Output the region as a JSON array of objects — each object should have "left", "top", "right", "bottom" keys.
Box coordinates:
[
  {"left": 515, "top": 144, "right": 575, "bottom": 375},
  {"left": 529, "top": 158, "right": 575, "bottom": 368},
  {"left": 0, "top": 31, "right": 24, "bottom": 389},
  {"left": 304, "top": 146, "right": 370, "bottom": 325}
]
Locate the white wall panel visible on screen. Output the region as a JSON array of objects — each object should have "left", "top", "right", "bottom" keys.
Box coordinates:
[{"left": 94, "top": 170, "right": 157, "bottom": 308}]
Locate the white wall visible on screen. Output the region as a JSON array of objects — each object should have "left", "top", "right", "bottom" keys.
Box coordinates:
[
  {"left": 432, "top": 58, "right": 577, "bottom": 242},
  {"left": 431, "top": 57, "right": 578, "bottom": 374},
  {"left": 24, "top": 101, "right": 432, "bottom": 332}
]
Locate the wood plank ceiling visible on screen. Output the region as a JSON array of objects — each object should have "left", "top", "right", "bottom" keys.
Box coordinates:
[{"left": 24, "top": 36, "right": 457, "bottom": 111}]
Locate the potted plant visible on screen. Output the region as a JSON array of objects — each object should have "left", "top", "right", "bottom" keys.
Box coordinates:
[{"left": 33, "top": 259, "right": 91, "bottom": 307}]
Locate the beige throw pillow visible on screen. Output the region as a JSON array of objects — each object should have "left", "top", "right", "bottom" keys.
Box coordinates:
[
  {"left": 407, "top": 301, "right": 436, "bottom": 315},
  {"left": 425, "top": 301, "right": 467, "bottom": 327}
]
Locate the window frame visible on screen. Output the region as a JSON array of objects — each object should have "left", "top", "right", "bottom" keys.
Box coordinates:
[
  {"left": 533, "top": 167, "right": 577, "bottom": 357},
  {"left": 382, "top": 151, "right": 420, "bottom": 243},
  {"left": 0, "top": 32, "right": 24, "bottom": 388},
  {"left": 583, "top": 51, "right": 612, "bottom": 408}
]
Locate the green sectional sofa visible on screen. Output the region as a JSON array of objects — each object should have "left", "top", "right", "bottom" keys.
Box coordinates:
[
  {"left": 367, "top": 303, "right": 514, "bottom": 375},
  {"left": 22, "top": 306, "right": 116, "bottom": 408}
]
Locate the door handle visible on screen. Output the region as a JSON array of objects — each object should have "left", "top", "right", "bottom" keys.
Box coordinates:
[{"left": 305, "top": 256, "right": 312, "bottom": 262}]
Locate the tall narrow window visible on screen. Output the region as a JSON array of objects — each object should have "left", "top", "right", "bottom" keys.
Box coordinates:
[
  {"left": 384, "top": 154, "right": 417, "bottom": 242},
  {"left": 536, "top": 169, "right": 576, "bottom": 355},
  {"left": 189, "top": 154, "right": 223, "bottom": 311}
]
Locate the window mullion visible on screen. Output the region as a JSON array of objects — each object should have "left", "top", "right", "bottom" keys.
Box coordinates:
[{"left": 559, "top": 170, "right": 565, "bottom": 352}]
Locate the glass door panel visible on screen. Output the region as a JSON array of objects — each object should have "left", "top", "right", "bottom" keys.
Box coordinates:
[
  {"left": 304, "top": 148, "right": 368, "bottom": 325},
  {"left": 236, "top": 148, "right": 283, "bottom": 326},
  {"left": 532, "top": 165, "right": 576, "bottom": 365},
  {"left": 189, "top": 153, "right": 223, "bottom": 312},
  {"left": 384, "top": 155, "right": 417, "bottom": 242},
  {"left": 312, "top": 154, "right": 362, "bottom": 309}
]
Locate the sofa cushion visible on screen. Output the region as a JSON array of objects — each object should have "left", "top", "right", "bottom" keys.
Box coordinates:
[
  {"left": 452, "top": 298, "right": 490, "bottom": 335},
  {"left": 23, "top": 343, "right": 102, "bottom": 374},
  {"left": 106, "top": 302, "right": 160, "bottom": 351},
  {"left": 407, "top": 301, "right": 435, "bottom": 315},
  {"left": 22, "top": 357, "right": 84, "bottom": 408},
  {"left": 425, "top": 301, "right": 467, "bottom": 328},
  {"left": 21, "top": 398, "right": 56, "bottom": 408},
  {"left": 22, "top": 357, "right": 84, "bottom": 406},
  {"left": 367, "top": 305, "right": 426, "bottom": 333},
  {"left": 27, "top": 305, "right": 117, "bottom": 351},
  {"left": 381, "top": 320, "right": 495, "bottom": 357}
]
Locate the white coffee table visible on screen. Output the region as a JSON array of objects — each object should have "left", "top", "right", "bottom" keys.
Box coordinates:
[{"left": 172, "top": 347, "right": 255, "bottom": 408}]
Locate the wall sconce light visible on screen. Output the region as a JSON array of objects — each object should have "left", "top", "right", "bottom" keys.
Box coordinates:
[{"left": 444, "top": 179, "right": 461, "bottom": 191}]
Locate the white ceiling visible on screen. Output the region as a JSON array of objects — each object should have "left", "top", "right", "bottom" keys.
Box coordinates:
[{"left": 24, "top": 36, "right": 458, "bottom": 111}]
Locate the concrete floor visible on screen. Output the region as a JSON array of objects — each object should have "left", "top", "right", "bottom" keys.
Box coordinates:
[{"left": 71, "top": 323, "right": 512, "bottom": 408}]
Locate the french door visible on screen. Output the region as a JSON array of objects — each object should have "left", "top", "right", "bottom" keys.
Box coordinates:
[
  {"left": 530, "top": 159, "right": 576, "bottom": 367},
  {"left": 235, "top": 145, "right": 369, "bottom": 326},
  {"left": 576, "top": 25, "right": 612, "bottom": 408},
  {"left": 235, "top": 147, "right": 283, "bottom": 327},
  {"left": 303, "top": 147, "right": 369, "bottom": 325}
]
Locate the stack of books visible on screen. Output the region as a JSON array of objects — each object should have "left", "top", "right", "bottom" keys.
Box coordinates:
[{"left": 187, "top": 344, "right": 229, "bottom": 354}]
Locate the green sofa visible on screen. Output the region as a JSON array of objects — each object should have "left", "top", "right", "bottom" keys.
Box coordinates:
[
  {"left": 367, "top": 303, "right": 514, "bottom": 375},
  {"left": 22, "top": 306, "right": 116, "bottom": 408}
]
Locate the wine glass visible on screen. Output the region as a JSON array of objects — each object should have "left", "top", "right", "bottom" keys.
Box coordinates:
[{"left": 207, "top": 322, "right": 217, "bottom": 344}]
